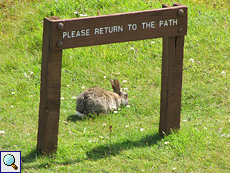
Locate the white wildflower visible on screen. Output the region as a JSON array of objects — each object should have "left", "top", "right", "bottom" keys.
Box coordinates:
[
  {"left": 80, "top": 14, "right": 87, "bottom": 17},
  {"left": 102, "top": 123, "right": 107, "bottom": 126},
  {"left": 126, "top": 105, "right": 130, "bottom": 107},
  {"left": 0, "top": 131, "right": 5, "bottom": 134},
  {"left": 99, "top": 136, "right": 104, "bottom": 139},
  {"left": 140, "top": 128, "right": 145, "bottom": 131},
  {"left": 125, "top": 125, "right": 129, "bottom": 128},
  {"left": 82, "top": 86, "right": 86, "bottom": 89},
  {"left": 123, "top": 80, "right": 127, "bottom": 83},
  {"left": 112, "top": 106, "right": 116, "bottom": 111},
  {"left": 11, "top": 106, "right": 13, "bottom": 108},
  {"left": 130, "top": 47, "right": 134, "bottom": 50},
  {"left": 182, "top": 120, "right": 187, "bottom": 122},
  {"left": 72, "top": 96, "right": 77, "bottom": 99},
  {"left": 67, "top": 85, "right": 70, "bottom": 87},
  {"left": 151, "top": 41, "right": 155, "bottom": 44},
  {"left": 173, "top": 167, "right": 176, "bottom": 170},
  {"left": 164, "top": 141, "right": 170, "bottom": 144},
  {"left": 189, "top": 58, "right": 194, "bottom": 63},
  {"left": 221, "top": 71, "right": 226, "bottom": 74},
  {"left": 104, "top": 76, "right": 106, "bottom": 78},
  {"left": 113, "top": 111, "right": 118, "bottom": 113},
  {"left": 61, "top": 97, "right": 64, "bottom": 100},
  {"left": 204, "top": 127, "right": 207, "bottom": 130},
  {"left": 123, "top": 88, "right": 128, "bottom": 91},
  {"left": 220, "top": 133, "right": 225, "bottom": 137},
  {"left": 11, "top": 92, "right": 15, "bottom": 94}
]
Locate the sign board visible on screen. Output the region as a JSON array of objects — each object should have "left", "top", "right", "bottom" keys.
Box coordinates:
[
  {"left": 37, "top": 3, "right": 188, "bottom": 155},
  {"left": 49, "top": 5, "right": 187, "bottom": 50}
]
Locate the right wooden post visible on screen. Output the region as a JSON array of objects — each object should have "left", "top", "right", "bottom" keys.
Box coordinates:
[{"left": 159, "top": 3, "right": 185, "bottom": 134}]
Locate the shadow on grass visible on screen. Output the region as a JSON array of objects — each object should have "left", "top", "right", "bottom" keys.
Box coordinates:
[
  {"left": 21, "top": 149, "right": 41, "bottom": 163},
  {"left": 21, "top": 148, "right": 82, "bottom": 170},
  {"left": 21, "top": 132, "right": 162, "bottom": 169},
  {"left": 87, "top": 132, "right": 163, "bottom": 160},
  {"left": 67, "top": 114, "right": 83, "bottom": 122},
  {"left": 67, "top": 114, "right": 99, "bottom": 122}
]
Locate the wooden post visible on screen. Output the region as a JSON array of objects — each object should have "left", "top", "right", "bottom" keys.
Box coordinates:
[
  {"left": 159, "top": 3, "right": 185, "bottom": 134},
  {"left": 159, "top": 36, "right": 184, "bottom": 134},
  {"left": 37, "top": 17, "right": 63, "bottom": 155}
]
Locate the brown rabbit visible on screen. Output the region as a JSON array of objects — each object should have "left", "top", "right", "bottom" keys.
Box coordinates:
[{"left": 76, "top": 79, "right": 128, "bottom": 118}]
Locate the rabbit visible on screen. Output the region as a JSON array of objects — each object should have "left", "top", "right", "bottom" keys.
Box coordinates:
[{"left": 76, "top": 79, "right": 128, "bottom": 118}]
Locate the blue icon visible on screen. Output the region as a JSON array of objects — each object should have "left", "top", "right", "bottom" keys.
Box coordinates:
[
  {"left": 3, "top": 154, "right": 18, "bottom": 170},
  {"left": 1, "top": 151, "right": 21, "bottom": 172}
]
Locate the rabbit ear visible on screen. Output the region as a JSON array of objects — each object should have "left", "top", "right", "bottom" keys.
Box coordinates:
[
  {"left": 110, "top": 79, "right": 116, "bottom": 92},
  {"left": 112, "top": 79, "right": 121, "bottom": 95}
]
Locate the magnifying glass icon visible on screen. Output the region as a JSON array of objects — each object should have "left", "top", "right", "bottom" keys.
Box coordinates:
[{"left": 3, "top": 154, "right": 18, "bottom": 170}]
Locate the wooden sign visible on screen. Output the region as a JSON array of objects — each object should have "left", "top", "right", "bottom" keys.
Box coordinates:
[
  {"left": 49, "top": 5, "right": 187, "bottom": 50},
  {"left": 37, "top": 3, "right": 188, "bottom": 155}
]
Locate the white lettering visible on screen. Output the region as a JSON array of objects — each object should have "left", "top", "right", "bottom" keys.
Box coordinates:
[
  {"left": 128, "top": 24, "right": 132, "bottom": 31},
  {"left": 81, "top": 30, "right": 85, "bottom": 36},
  {"left": 142, "top": 21, "right": 155, "bottom": 29},
  {"left": 168, "top": 19, "right": 172, "bottom": 26},
  {"left": 95, "top": 26, "right": 123, "bottom": 35},
  {"left": 164, "top": 20, "right": 168, "bottom": 26},
  {"left": 132, "top": 24, "right": 137, "bottom": 30},
  {"left": 67, "top": 32, "right": 71, "bottom": 38},
  {"left": 146, "top": 22, "right": 150, "bottom": 28},
  {"left": 159, "top": 20, "right": 164, "bottom": 27},
  {"left": 104, "top": 27, "right": 108, "bottom": 34},
  {"left": 95, "top": 28, "right": 100, "bottom": 35},
  {"left": 173, "top": 19, "right": 177, "bottom": 26},
  {"left": 151, "top": 21, "right": 155, "bottom": 28},
  {"left": 108, "top": 26, "right": 113, "bottom": 33},
  {"left": 76, "top": 31, "right": 81, "bottom": 37},
  {"left": 86, "top": 29, "right": 90, "bottom": 36},
  {"left": 100, "top": 27, "right": 104, "bottom": 34},
  {"left": 63, "top": 29, "right": 90, "bottom": 38},
  {"left": 118, "top": 25, "right": 123, "bottom": 32},
  {"left": 71, "top": 31, "right": 75, "bottom": 37},
  {"left": 159, "top": 19, "right": 178, "bottom": 27},
  {"left": 63, "top": 32, "right": 67, "bottom": 38},
  {"left": 114, "top": 26, "right": 117, "bottom": 32}
]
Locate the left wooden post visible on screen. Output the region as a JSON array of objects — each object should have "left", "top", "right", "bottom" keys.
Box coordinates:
[{"left": 37, "top": 17, "right": 62, "bottom": 155}]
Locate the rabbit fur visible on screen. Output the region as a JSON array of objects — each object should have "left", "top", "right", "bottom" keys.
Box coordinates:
[{"left": 76, "top": 79, "right": 128, "bottom": 118}]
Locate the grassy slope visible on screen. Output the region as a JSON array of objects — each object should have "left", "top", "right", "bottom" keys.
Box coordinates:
[{"left": 0, "top": 0, "right": 229, "bottom": 172}]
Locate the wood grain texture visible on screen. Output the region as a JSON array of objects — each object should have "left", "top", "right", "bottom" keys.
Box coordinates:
[
  {"left": 37, "top": 17, "right": 63, "bottom": 155},
  {"left": 159, "top": 36, "right": 184, "bottom": 134},
  {"left": 49, "top": 5, "right": 187, "bottom": 50}
]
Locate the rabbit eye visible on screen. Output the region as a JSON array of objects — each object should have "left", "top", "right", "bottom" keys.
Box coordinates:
[{"left": 124, "top": 94, "right": 128, "bottom": 99}]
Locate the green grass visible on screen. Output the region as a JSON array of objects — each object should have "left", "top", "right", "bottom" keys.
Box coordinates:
[{"left": 0, "top": 0, "right": 230, "bottom": 172}]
